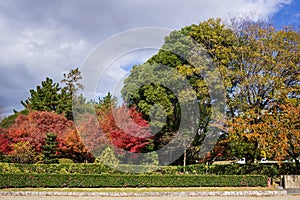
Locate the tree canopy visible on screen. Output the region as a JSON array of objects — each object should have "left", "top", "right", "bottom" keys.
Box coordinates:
[
  {"left": 0, "top": 18, "right": 299, "bottom": 172},
  {"left": 121, "top": 18, "right": 300, "bottom": 169}
]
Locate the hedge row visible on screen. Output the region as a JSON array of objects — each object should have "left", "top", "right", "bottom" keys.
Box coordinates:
[
  {"left": 0, "top": 173, "right": 267, "bottom": 188},
  {"left": 0, "top": 163, "right": 297, "bottom": 177}
]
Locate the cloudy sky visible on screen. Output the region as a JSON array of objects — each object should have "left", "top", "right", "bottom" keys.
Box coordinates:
[{"left": 0, "top": 0, "right": 299, "bottom": 117}]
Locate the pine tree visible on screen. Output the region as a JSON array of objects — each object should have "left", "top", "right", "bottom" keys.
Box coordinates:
[
  {"left": 21, "top": 77, "right": 62, "bottom": 112},
  {"left": 42, "top": 132, "right": 59, "bottom": 164}
]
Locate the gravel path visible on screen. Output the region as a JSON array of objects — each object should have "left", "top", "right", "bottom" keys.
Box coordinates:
[{"left": 0, "top": 196, "right": 300, "bottom": 200}]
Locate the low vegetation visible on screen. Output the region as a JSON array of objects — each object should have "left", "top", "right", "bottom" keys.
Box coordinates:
[
  {"left": 0, "top": 173, "right": 267, "bottom": 188},
  {"left": 0, "top": 163, "right": 297, "bottom": 177}
]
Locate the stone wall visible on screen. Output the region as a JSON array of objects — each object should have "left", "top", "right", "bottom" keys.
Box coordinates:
[{"left": 281, "top": 175, "right": 300, "bottom": 188}]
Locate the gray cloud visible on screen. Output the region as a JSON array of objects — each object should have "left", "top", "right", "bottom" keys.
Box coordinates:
[{"left": 0, "top": 0, "right": 293, "bottom": 117}]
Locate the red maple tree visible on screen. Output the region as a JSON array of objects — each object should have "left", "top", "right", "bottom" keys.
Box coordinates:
[
  {"left": 75, "top": 113, "right": 110, "bottom": 157},
  {"left": 1, "top": 111, "right": 93, "bottom": 162},
  {"left": 6, "top": 111, "right": 73, "bottom": 152},
  {"left": 98, "top": 105, "right": 153, "bottom": 153}
]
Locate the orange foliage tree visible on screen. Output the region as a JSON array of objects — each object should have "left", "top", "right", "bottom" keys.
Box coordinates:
[
  {"left": 224, "top": 20, "right": 300, "bottom": 167},
  {"left": 74, "top": 113, "right": 109, "bottom": 159},
  {"left": 260, "top": 104, "right": 300, "bottom": 172},
  {"left": 95, "top": 105, "right": 153, "bottom": 164},
  {"left": 98, "top": 105, "right": 153, "bottom": 153},
  {"left": 228, "top": 103, "right": 300, "bottom": 172},
  {"left": 2, "top": 111, "right": 93, "bottom": 163}
]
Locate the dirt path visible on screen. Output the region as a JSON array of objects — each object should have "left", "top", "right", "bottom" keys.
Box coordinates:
[{"left": 0, "top": 195, "right": 299, "bottom": 200}]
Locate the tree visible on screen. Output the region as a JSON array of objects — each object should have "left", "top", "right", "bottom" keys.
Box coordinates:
[
  {"left": 0, "top": 128, "right": 11, "bottom": 155},
  {"left": 42, "top": 132, "right": 59, "bottom": 164},
  {"left": 64, "top": 128, "right": 95, "bottom": 163},
  {"left": 177, "top": 18, "right": 300, "bottom": 166},
  {"left": 1, "top": 111, "right": 94, "bottom": 163},
  {"left": 98, "top": 105, "right": 153, "bottom": 164},
  {"left": 228, "top": 103, "right": 300, "bottom": 172},
  {"left": 259, "top": 103, "right": 300, "bottom": 173},
  {"left": 95, "top": 146, "right": 120, "bottom": 166},
  {"left": 21, "top": 68, "right": 83, "bottom": 120},
  {"left": 61, "top": 67, "right": 84, "bottom": 94},
  {"left": 8, "top": 141, "right": 40, "bottom": 164},
  {"left": 263, "top": 103, "right": 300, "bottom": 173},
  {"left": 121, "top": 21, "right": 226, "bottom": 165},
  {"left": 21, "top": 77, "right": 62, "bottom": 113},
  {"left": 224, "top": 20, "right": 300, "bottom": 162},
  {"left": 61, "top": 67, "right": 84, "bottom": 120},
  {"left": 6, "top": 111, "right": 74, "bottom": 152},
  {"left": 100, "top": 105, "right": 152, "bottom": 153},
  {"left": 76, "top": 113, "right": 110, "bottom": 158}
]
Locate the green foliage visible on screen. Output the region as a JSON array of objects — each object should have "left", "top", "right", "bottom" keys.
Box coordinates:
[
  {"left": 95, "top": 147, "right": 120, "bottom": 167},
  {"left": 0, "top": 163, "right": 296, "bottom": 178},
  {"left": 21, "top": 77, "right": 62, "bottom": 112},
  {"left": 58, "top": 158, "right": 74, "bottom": 164},
  {"left": 121, "top": 19, "right": 232, "bottom": 166},
  {"left": 141, "top": 151, "right": 159, "bottom": 165},
  {"left": 0, "top": 163, "right": 110, "bottom": 174},
  {"left": 61, "top": 67, "right": 84, "bottom": 94},
  {"left": 0, "top": 109, "right": 28, "bottom": 128},
  {"left": 42, "top": 133, "right": 59, "bottom": 164},
  {"left": 21, "top": 68, "right": 83, "bottom": 120},
  {"left": 0, "top": 173, "right": 267, "bottom": 188},
  {"left": 0, "top": 163, "right": 22, "bottom": 173}
]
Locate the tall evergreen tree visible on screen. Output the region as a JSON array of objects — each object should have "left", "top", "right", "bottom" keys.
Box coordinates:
[
  {"left": 42, "top": 132, "right": 59, "bottom": 164},
  {"left": 21, "top": 77, "right": 62, "bottom": 112},
  {"left": 21, "top": 68, "right": 83, "bottom": 120}
]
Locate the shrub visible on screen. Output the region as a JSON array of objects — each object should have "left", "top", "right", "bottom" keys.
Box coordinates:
[
  {"left": 95, "top": 147, "right": 120, "bottom": 167},
  {"left": 58, "top": 158, "right": 74, "bottom": 164},
  {"left": 0, "top": 174, "right": 267, "bottom": 188},
  {"left": 0, "top": 163, "right": 296, "bottom": 177}
]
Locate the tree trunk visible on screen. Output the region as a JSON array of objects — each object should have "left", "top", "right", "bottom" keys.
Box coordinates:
[
  {"left": 294, "top": 158, "right": 300, "bottom": 175},
  {"left": 183, "top": 144, "right": 186, "bottom": 173}
]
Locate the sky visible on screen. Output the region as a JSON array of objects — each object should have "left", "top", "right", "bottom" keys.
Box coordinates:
[{"left": 0, "top": 0, "right": 299, "bottom": 117}]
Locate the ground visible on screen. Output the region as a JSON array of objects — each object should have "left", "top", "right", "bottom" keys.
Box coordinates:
[{"left": 1, "top": 195, "right": 300, "bottom": 200}]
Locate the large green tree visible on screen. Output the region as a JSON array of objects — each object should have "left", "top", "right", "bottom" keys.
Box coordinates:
[
  {"left": 21, "top": 77, "right": 63, "bottom": 112},
  {"left": 122, "top": 18, "right": 300, "bottom": 167},
  {"left": 21, "top": 68, "right": 83, "bottom": 120},
  {"left": 121, "top": 22, "right": 227, "bottom": 165}
]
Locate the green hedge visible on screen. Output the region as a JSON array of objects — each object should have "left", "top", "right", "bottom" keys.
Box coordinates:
[
  {"left": 0, "top": 174, "right": 267, "bottom": 188},
  {"left": 209, "top": 163, "right": 297, "bottom": 177},
  {"left": 0, "top": 163, "right": 159, "bottom": 174},
  {"left": 0, "top": 163, "right": 111, "bottom": 174},
  {"left": 0, "top": 163, "right": 296, "bottom": 177}
]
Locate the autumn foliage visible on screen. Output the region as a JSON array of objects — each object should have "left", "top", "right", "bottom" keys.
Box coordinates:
[
  {"left": 98, "top": 105, "right": 153, "bottom": 153},
  {"left": 227, "top": 103, "right": 300, "bottom": 173},
  {"left": 0, "top": 111, "right": 93, "bottom": 163},
  {"left": 6, "top": 111, "right": 73, "bottom": 152},
  {"left": 75, "top": 113, "right": 110, "bottom": 157}
]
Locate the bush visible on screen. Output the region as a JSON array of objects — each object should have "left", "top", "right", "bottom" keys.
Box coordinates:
[
  {"left": 58, "top": 158, "right": 74, "bottom": 164},
  {"left": 0, "top": 163, "right": 296, "bottom": 177},
  {"left": 95, "top": 147, "right": 120, "bottom": 166},
  {"left": 0, "top": 163, "right": 111, "bottom": 174},
  {"left": 0, "top": 173, "right": 267, "bottom": 188}
]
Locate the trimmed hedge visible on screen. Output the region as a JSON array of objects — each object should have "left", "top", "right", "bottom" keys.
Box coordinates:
[
  {"left": 0, "top": 174, "right": 267, "bottom": 188},
  {"left": 0, "top": 163, "right": 111, "bottom": 174},
  {"left": 209, "top": 163, "right": 298, "bottom": 177},
  {"left": 0, "top": 163, "right": 296, "bottom": 177}
]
